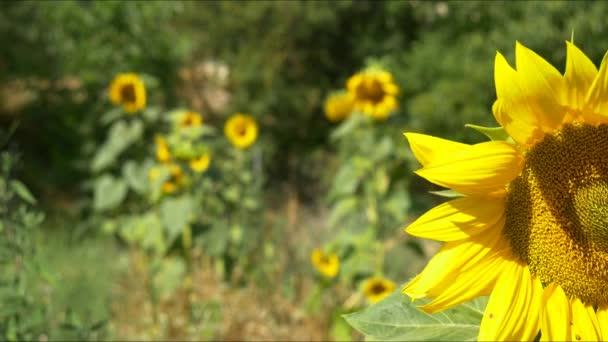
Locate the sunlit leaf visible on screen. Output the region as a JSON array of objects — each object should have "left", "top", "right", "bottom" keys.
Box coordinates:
[
  {"left": 93, "top": 174, "right": 128, "bottom": 211},
  {"left": 10, "top": 180, "right": 36, "bottom": 204},
  {"left": 344, "top": 292, "right": 487, "bottom": 341},
  {"left": 160, "top": 195, "right": 193, "bottom": 244}
]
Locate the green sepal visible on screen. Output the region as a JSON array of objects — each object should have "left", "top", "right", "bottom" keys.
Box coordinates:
[{"left": 465, "top": 124, "right": 510, "bottom": 141}]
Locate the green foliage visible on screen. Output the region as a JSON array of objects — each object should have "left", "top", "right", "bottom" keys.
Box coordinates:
[
  {"left": 344, "top": 292, "right": 488, "bottom": 341},
  {"left": 0, "top": 151, "right": 45, "bottom": 341},
  {"left": 5, "top": 1, "right": 608, "bottom": 340}
]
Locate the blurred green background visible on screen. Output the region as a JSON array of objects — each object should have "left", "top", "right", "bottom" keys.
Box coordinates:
[{"left": 1, "top": 0, "right": 607, "bottom": 340}]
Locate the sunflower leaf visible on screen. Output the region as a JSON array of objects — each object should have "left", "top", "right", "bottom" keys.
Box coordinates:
[
  {"left": 344, "top": 291, "right": 487, "bottom": 341},
  {"left": 465, "top": 124, "right": 510, "bottom": 141}
]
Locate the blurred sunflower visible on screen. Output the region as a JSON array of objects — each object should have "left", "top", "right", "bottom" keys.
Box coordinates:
[
  {"left": 109, "top": 73, "right": 146, "bottom": 113},
  {"left": 154, "top": 135, "right": 172, "bottom": 163},
  {"left": 346, "top": 69, "right": 399, "bottom": 121},
  {"left": 148, "top": 166, "right": 162, "bottom": 182},
  {"left": 311, "top": 248, "right": 339, "bottom": 279},
  {"left": 403, "top": 41, "right": 608, "bottom": 341},
  {"left": 224, "top": 113, "right": 258, "bottom": 149},
  {"left": 189, "top": 153, "right": 211, "bottom": 173},
  {"left": 324, "top": 91, "right": 354, "bottom": 122},
  {"left": 162, "top": 164, "right": 186, "bottom": 194},
  {"left": 362, "top": 276, "right": 396, "bottom": 304},
  {"left": 178, "top": 111, "right": 203, "bottom": 129}
]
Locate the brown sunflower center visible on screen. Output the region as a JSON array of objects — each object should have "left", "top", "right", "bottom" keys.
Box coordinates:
[
  {"left": 120, "top": 83, "right": 137, "bottom": 103},
  {"left": 356, "top": 79, "right": 385, "bottom": 104},
  {"left": 234, "top": 122, "right": 248, "bottom": 137},
  {"left": 370, "top": 282, "right": 387, "bottom": 295},
  {"left": 504, "top": 123, "right": 608, "bottom": 306}
]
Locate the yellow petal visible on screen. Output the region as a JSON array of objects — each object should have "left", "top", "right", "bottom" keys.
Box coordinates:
[
  {"left": 479, "top": 263, "right": 542, "bottom": 341},
  {"left": 415, "top": 141, "right": 523, "bottom": 195},
  {"left": 564, "top": 41, "right": 598, "bottom": 115},
  {"left": 514, "top": 41, "right": 566, "bottom": 131},
  {"left": 404, "top": 228, "right": 508, "bottom": 300},
  {"left": 406, "top": 195, "right": 505, "bottom": 241},
  {"left": 584, "top": 51, "right": 608, "bottom": 124},
  {"left": 596, "top": 306, "right": 608, "bottom": 341},
  {"left": 570, "top": 298, "right": 600, "bottom": 342},
  {"left": 419, "top": 252, "right": 509, "bottom": 313},
  {"left": 404, "top": 133, "right": 470, "bottom": 167},
  {"left": 493, "top": 52, "right": 544, "bottom": 146},
  {"left": 540, "top": 283, "right": 571, "bottom": 341}
]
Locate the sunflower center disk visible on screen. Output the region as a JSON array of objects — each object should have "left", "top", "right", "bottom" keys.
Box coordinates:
[
  {"left": 120, "top": 84, "right": 137, "bottom": 103},
  {"left": 505, "top": 123, "right": 608, "bottom": 306},
  {"left": 357, "top": 79, "right": 384, "bottom": 103}
]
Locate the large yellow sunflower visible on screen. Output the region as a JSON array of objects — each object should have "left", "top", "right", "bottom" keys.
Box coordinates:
[
  {"left": 403, "top": 41, "right": 608, "bottom": 341},
  {"left": 346, "top": 69, "right": 399, "bottom": 121},
  {"left": 224, "top": 113, "right": 258, "bottom": 149},
  {"left": 109, "top": 73, "right": 146, "bottom": 113}
]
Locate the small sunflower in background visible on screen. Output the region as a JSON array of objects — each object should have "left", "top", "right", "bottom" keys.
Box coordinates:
[
  {"left": 404, "top": 41, "right": 608, "bottom": 341},
  {"left": 324, "top": 91, "right": 354, "bottom": 123},
  {"left": 362, "top": 276, "right": 396, "bottom": 304},
  {"left": 161, "top": 164, "right": 186, "bottom": 194},
  {"left": 189, "top": 152, "right": 211, "bottom": 173},
  {"left": 311, "top": 248, "right": 340, "bottom": 279},
  {"left": 154, "top": 135, "right": 172, "bottom": 163},
  {"left": 109, "top": 73, "right": 146, "bottom": 113},
  {"left": 346, "top": 69, "right": 399, "bottom": 121},
  {"left": 178, "top": 111, "right": 203, "bottom": 129},
  {"left": 224, "top": 113, "right": 258, "bottom": 149}
]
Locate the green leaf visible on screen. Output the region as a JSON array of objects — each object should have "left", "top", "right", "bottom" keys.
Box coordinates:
[
  {"left": 330, "top": 113, "right": 365, "bottom": 141},
  {"left": 328, "top": 197, "right": 358, "bottom": 228},
  {"left": 122, "top": 160, "right": 149, "bottom": 194},
  {"left": 91, "top": 119, "right": 144, "bottom": 172},
  {"left": 465, "top": 124, "right": 510, "bottom": 141},
  {"left": 160, "top": 195, "right": 193, "bottom": 244},
  {"left": 344, "top": 292, "right": 488, "bottom": 341},
  {"left": 93, "top": 174, "right": 128, "bottom": 211},
  {"left": 329, "top": 164, "right": 360, "bottom": 199},
  {"left": 10, "top": 180, "right": 36, "bottom": 204}
]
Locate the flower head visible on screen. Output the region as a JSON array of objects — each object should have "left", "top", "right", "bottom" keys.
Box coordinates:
[
  {"left": 178, "top": 111, "right": 203, "bottom": 129},
  {"left": 224, "top": 113, "right": 258, "bottom": 149},
  {"left": 154, "top": 135, "right": 172, "bottom": 163},
  {"left": 324, "top": 91, "right": 354, "bottom": 122},
  {"left": 109, "top": 73, "right": 146, "bottom": 113},
  {"left": 403, "top": 41, "right": 608, "bottom": 341},
  {"left": 346, "top": 69, "right": 399, "bottom": 121},
  {"left": 162, "top": 164, "right": 185, "bottom": 194},
  {"left": 362, "top": 276, "right": 396, "bottom": 304},
  {"left": 311, "top": 248, "right": 340, "bottom": 279},
  {"left": 189, "top": 153, "right": 211, "bottom": 173}
]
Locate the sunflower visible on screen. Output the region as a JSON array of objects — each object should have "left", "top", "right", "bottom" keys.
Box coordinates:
[
  {"left": 162, "top": 164, "right": 186, "bottom": 194},
  {"left": 403, "top": 41, "right": 608, "bottom": 341},
  {"left": 189, "top": 153, "right": 211, "bottom": 173},
  {"left": 178, "top": 111, "right": 203, "bottom": 129},
  {"left": 154, "top": 135, "right": 172, "bottom": 163},
  {"left": 311, "top": 248, "right": 340, "bottom": 279},
  {"left": 324, "top": 91, "right": 354, "bottom": 123},
  {"left": 362, "top": 276, "right": 396, "bottom": 304},
  {"left": 346, "top": 69, "right": 399, "bottom": 121},
  {"left": 109, "top": 73, "right": 146, "bottom": 113},
  {"left": 224, "top": 113, "right": 258, "bottom": 149}
]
